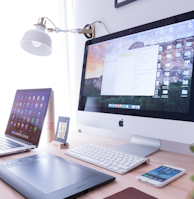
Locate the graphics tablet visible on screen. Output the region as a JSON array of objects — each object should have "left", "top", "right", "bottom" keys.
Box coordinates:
[{"left": 0, "top": 153, "right": 115, "bottom": 199}]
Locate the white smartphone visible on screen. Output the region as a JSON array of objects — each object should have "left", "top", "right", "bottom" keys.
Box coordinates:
[{"left": 137, "top": 164, "right": 186, "bottom": 187}]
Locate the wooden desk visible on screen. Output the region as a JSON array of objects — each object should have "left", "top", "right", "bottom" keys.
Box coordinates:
[{"left": 0, "top": 132, "right": 194, "bottom": 199}]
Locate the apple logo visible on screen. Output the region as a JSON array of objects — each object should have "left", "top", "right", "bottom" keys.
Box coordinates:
[{"left": 119, "top": 119, "right": 124, "bottom": 127}]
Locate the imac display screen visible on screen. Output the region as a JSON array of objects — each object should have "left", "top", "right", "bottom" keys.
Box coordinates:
[{"left": 78, "top": 11, "right": 194, "bottom": 121}]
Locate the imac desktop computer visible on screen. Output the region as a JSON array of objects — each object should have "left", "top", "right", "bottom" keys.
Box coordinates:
[{"left": 77, "top": 10, "right": 194, "bottom": 157}]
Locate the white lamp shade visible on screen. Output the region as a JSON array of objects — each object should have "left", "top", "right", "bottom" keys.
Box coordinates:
[{"left": 20, "top": 26, "right": 52, "bottom": 56}]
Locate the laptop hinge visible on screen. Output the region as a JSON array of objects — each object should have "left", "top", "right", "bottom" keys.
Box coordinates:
[{"left": 5, "top": 134, "right": 37, "bottom": 147}]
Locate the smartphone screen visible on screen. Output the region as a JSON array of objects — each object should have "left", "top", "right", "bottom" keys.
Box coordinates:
[{"left": 141, "top": 166, "right": 182, "bottom": 182}]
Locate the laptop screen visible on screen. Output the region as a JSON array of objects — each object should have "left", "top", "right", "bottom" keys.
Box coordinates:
[{"left": 5, "top": 88, "right": 52, "bottom": 146}]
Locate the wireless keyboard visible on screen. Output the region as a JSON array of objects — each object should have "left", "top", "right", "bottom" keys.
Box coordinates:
[{"left": 64, "top": 144, "right": 150, "bottom": 174}]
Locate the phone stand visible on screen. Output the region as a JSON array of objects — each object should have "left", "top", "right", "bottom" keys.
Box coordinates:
[{"left": 51, "top": 140, "right": 69, "bottom": 149}]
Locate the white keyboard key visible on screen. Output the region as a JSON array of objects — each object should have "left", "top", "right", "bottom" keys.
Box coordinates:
[
  {"left": 65, "top": 144, "right": 150, "bottom": 174},
  {"left": 130, "top": 162, "right": 138, "bottom": 167},
  {"left": 117, "top": 164, "right": 129, "bottom": 170},
  {"left": 118, "top": 169, "right": 127, "bottom": 173},
  {"left": 113, "top": 166, "right": 119, "bottom": 171},
  {"left": 80, "top": 156, "right": 99, "bottom": 164}
]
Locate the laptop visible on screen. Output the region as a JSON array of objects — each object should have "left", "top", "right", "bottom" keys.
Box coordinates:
[{"left": 0, "top": 88, "right": 52, "bottom": 156}]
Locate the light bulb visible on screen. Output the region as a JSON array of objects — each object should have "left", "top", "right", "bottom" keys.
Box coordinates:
[{"left": 32, "top": 41, "right": 42, "bottom": 47}]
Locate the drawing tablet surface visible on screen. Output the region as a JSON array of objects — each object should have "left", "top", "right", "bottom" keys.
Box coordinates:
[{"left": 0, "top": 153, "right": 115, "bottom": 199}]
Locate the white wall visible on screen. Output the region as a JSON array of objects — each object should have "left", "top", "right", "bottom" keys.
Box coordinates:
[{"left": 72, "top": 0, "right": 194, "bottom": 155}]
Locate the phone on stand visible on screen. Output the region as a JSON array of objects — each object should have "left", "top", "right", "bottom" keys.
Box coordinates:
[{"left": 137, "top": 164, "right": 185, "bottom": 187}]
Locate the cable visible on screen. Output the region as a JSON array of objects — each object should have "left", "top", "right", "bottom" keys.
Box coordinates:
[
  {"left": 42, "top": 17, "right": 111, "bottom": 35},
  {"left": 88, "top": 21, "right": 110, "bottom": 34},
  {"left": 42, "top": 17, "right": 58, "bottom": 29}
]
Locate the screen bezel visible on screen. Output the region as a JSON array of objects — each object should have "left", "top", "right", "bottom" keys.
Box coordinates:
[
  {"left": 5, "top": 88, "right": 52, "bottom": 146},
  {"left": 78, "top": 10, "right": 194, "bottom": 122}
]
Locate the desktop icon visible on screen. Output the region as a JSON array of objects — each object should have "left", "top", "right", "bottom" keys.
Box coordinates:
[
  {"left": 29, "top": 110, "right": 32, "bottom": 115},
  {"left": 21, "top": 96, "right": 23, "bottom": 100},
  {"left": 167, "top": 45, "right": 172, "bottom": 49},
  {"left": 17, "top": 123, "right": 21, "bottom": 127},
  {"left": 161, "top": 29, "right": 164, "bottom": 34},
  {"left": 21, "top": 123, "right": 24, "bottom": 129},
  {"left": 23, "top": 102, "right": 26, "bottom": 108},
  {"left": 33, "top": 96, "right": 35, "bottom": 100},
  {"left": 25, "top": 124, "right": 28, "bottom": 130},
  {"left": 27, "top": 117, "right": 30, "bottom": 122},
  {"left": 19, "top": 102, "right": 22, "bottom": 107},
  {"left": 40, "top": 103, "right": 43, "bottom": 108},
  {"left": 27, "top": 103, "right": 30, "bottom": 108},
  {"left": 31, "top": 103, "right": 34, "bottom": 108},
  {"left": 184, "top": 60, "right": 190, "bottom": 66},
  {"left": 10, "top": 121, "right": 13, "bottom": 126},
  {"left": 31, "top": 118, "right": 34, "bottom": 123},
  {"left": 28, "top": 96, "right": 31, "bottom": 100},
  {"left": 14, "top": 108, "right": 17, "bottom": 113},
  {"left": 16, "top": 102, "right": 18, "bottom": 106},
  {"left": 37, "top": 96, "right": 40, "bottom": 100},
  {"left": 188, "top": 23, "right": 193, "bottom": 28},
  {"left": 23, "top": 116, "right": 26, "bottom": 121},
  {"left": 166, "top": 54, "right": 171, "bottom": 58},
  {"left": 34, "top": 127, "right": 37, "bottom": 133},
  {"left": 18, "top": 96, "right": 20, "bottom": 100},
  {"left": 35, "top": 103, "right": 38, "bottom": 108},
  {"left": 25, "top": 109, "right": 28, "bottom": 115},
  {"left": 12, "top": 115, "right": 15, "bottom": 119},
  {"left": 169, "top": 27, "right": 173, "bottom": 32},
  {"left": 25, "top": 96, "right": 27, "bottom": 100},
  {"left": 36, "top": 118, "right": 39, "bottom": 124},
  {"left": 42, "top": 96, "right": 45, "bottom": 101},
  {"left": 186, "top": 42, "right": 192, "bottom": 47},
  {"left": 38, "top": 111, "right": 41, "bottom": 116},
  {"left": 17, "top": 109, "right": 20, "bottom": 114},
  {"left": 185, "top": 51, "right": 191, "bottom": 57},
  {"left": 14, "top": 122, "right": 17, "bottom": 127}
]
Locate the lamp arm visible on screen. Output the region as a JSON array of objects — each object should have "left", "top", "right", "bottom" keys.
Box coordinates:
[
  {"left": 41, "top": 17, "right": 110, "bottom": 34},
  {"left": 41, "top": 17, "right": 85, "bottom": 33}
]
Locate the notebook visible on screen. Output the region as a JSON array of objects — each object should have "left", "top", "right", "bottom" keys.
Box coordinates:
[
  {"left": 104, "top": 187, "right": 157, "bottom": 199},
  {"left": 0, "top": 88, "right": 52, "bottom": 156}
]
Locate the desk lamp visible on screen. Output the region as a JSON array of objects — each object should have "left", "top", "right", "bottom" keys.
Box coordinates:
[
  {"left": 20, "top": 17, "right": 109, "bottom": 56},
  {"left": 19, "top": 17, "right": 109, "bottom": 143}
]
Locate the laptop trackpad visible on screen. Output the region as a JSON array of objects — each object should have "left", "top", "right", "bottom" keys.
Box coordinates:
[{"left": 7, "top": 157, "right": 96, "bottom": 194}]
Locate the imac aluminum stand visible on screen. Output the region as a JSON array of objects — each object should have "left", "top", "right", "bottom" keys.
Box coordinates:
[{"left": 111, "top": 135, "right": 161, "bottom": 157}]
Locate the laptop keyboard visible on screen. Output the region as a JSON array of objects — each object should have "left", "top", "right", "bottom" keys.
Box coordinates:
[{"left": 0, "top": 137, "right": 24, "bottom": 150}]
